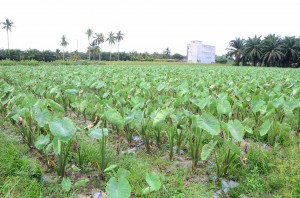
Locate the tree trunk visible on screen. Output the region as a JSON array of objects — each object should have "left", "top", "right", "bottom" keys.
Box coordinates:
[
  {"left": 118, "top": 42, "right": 120, "bottom": 61},
  {"left": 63, "top": 47, "right": 65, "bottom": 60},
  {"left": 7, "top": 30, "right": 9, "bottom": 50},
  {"left": 109, "top": 44, "right": 112, "bottom": 61}
]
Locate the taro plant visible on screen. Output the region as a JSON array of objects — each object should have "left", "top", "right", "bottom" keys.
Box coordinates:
[
  {"left": 143, "top": 172, "right": 162, "bottom": 196},
  {"left": 104, "top": 165, "right": 132, "bottom": 198},
  {"left": 104, "top": 108, "right": 125, "bottom": 155},
  {"left": 190, "top": 112, "right": 220, "bottom": 171},
  {"left": 34, "top": 134, "right": 51, "bottom": 167},
  {"left": 88, "top": 127, "right": 109, "bottom": 180},
  {"left": 49, "top": 117, "right": 76, "bottom": 177},
  {"left": 152, "top": 109, "right": 171, "bottom": 147},
  {"left": 215, "top": 119, "right": 245, "bottom": 178},
  {"left": 124, "top": 109, "right": 143, "bottom": 147}
]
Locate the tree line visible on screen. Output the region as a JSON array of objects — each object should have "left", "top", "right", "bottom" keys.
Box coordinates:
[
  {"left": 227, "top": 34, "right": 300, "bottom": 67},
  {"left": 0, "top": 49, "right": 185, "bottom": 62}
]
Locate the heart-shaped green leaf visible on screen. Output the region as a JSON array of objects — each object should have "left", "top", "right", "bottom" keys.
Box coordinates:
[
  {"left": 228, "top": 119, "right": 244, "bottom": 141},
  {"left": 104, "top": 109, "right": 125, "bottom": 130},
  {"left": 34, "top": 134, "right": 50, "bottom": 150},
  {"left": 217, "top": 100, "right": 231, "bottom": 115},
  {"left": 89, "top": 128, "right": 108, "bottom": 140},
  {"left": 201, "top": 140, "right": 217, "bottom": 160},
  {"left": 143, "top": 172, "right": 161, "bottom": 194},
  {"left": 198, "top": 112, "right": 220, "bottom": 136},
  {"left": 259, "top": 120, "right": 272, "bottom": 136},
  {"left": 106, "top": 177, "right": 131, "bottom": 198},
  {"left": 61, "top": 177, "right": 71, "bottom": 192},
  {"left": 49, "top": 117, "right": 75, "bottom": 142}
]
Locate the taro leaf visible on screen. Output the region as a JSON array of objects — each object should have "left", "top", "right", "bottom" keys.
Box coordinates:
[
  {"left": 79, "top": 100, "right": 88, "bottom": 112},
  {"left": 116, "top": 168, "right": 130, "bottom": 179},
  {"left": 224, "top": 139, "right": 241, "bottom": 156},
  {"left": 45, "top": 99, "right": 64, "bottom": 113},
  {"left": 106, "top": 177, "right": 131, "bottom": 198},
  {"left": 104, "top": 109, "right": 125, "bottom": 130},
  {"left": 217, "top": 100, "right": 231, "bottom": 115},
  {"left": 125, "top": 110, "right": 143, "bottom": 128},
  {"left": 259, "top": 120, "right": 272, "bottom": 137},
  {"left": 61, "top": 177, "right": 71, "bottom": 192},
  {"left": 198, "top": 112, "right": 220, "bottom": 136},
  {"left": 65, "top": 89, "right": 79, "bottom": 94},
  {"left": 251, "top": 100, "right": 265, "bottom": 113},
  {"left": 228, "top": 119, "right": 245, "bottom": 141},
  {"left": 52, "top": 137, "right": 61, "bottom": 155},
  {"left": 104, "top": 164, "right": 118, "bottom": 173},
  {"left": 88, "top": 128, "right": 108, "bottom": 140},
  {"left": 49, "top": 117, "right": 75, "bottom": 142},
  {"left": 284, "top": 99, "right": 300, "bottom": 111},
  {"left": 74, "top": 179, "right": 89, "bottom": 188},
  {"left": 272, "top": 97, "right": 285, "bottom": 109},
  {"left": 156, "top": 83, "right": 166, "bottom": 91},
  {"left": 36, "top": 108, "right": 51, "bottom": 128},
  {"left": 201, "top": 140, "right": 217, "bottom": 160},
  {"left": 153, "top": 109, "right": 169, "bottom": 127},
  {"left": 245, "top": 126, "right": 253, "bottom": 134},
  {"left": 143, "top": 172, "right": 162, "bottom": 194},
  {"left": 190, "top": 98, "right": 209, "bottom": 110},
  {"left": 34, "top": 134, "right": 50, "bottom": 150}
]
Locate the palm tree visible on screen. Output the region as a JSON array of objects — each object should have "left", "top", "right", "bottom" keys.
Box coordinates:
[
  {"left": 261, "top": 34, "right": 284, "bottom": 67},
  {"left": 107, "top": 31, "right": 116, "bottom": 61},
  {"left": 163, "top": 47, "right": 171, "bottom": 58},
  {"left": 281, "top": 36, "right": 299, "bottom": 67},
  {"left": 226, "top": 37, "right": 245, "bottom": 66},
  {"left": 1, "top": 19, "right": 15, "bottom": 50},
  {"left": 60, "top": 35, "right": 69, "bottom": 60},
  {"left": 85, "top": 29, "right": 93, "bottom": 60},
  {"left": 244, "top": 35, "right": 262, "bottom": 66},
  {"left": 93, "top": 33, "right": 105, "bottom": 61},
  {"left": 116, "top": 31, "right": 124, "bottom": 61}
]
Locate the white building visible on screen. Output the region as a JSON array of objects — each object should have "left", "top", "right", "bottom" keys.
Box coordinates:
[{"left": 187, "top": 41, "right": 216, "bottom": 63}]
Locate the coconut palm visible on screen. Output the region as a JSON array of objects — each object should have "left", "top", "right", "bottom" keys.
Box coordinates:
[
  {"left": 116, "top": 31, "right": 124, "bottom": 61},
  {"left": 261, "top": 34, "right": 284, "bottom": 67},
  {"left": 281, "top": 36, "right": 299, "bottom": 67},
  {"left": 1, "top": 19, "right": 15, "bottom": 49},
  {"left": 93, "top": 33, "right": 105, "bottom": 61},
  {"left": 60, "top": 35, "right": 69, "bottom": 60},
  {"left": 244, "top": 35, "right": 262, "bottom": 66},
  {"left": 107, "top": 31, "right": 116, "bottom": 61},
  {"left": 226, "top": 37, "right": 245, "bottom": 66},
  {"left": 163, "top": 47, "right": 171, "bottom": 58},
  {"left": 86, "top": 29, "right": 93, "bottom": 60}
]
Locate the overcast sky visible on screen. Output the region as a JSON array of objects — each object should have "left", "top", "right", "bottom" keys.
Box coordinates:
[{"left": 0, "top": 0, "right": 299, "bottom": 55}]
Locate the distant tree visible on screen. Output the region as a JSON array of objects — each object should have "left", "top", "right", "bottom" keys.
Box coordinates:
[
  {"left": 85, "top": 28, "right": 93, "bottom": 60},
  {"left": 93, "top": 33, "right": 105, "bottom": 61},
  {"left": 261, "top": 34, "right": 284, "bottom": 67},
  {"left": 244, "top": 35, "right": 262, "bottom": 66},
  {"left": 172, "top": 53, "right": 185, "bottom": 60},
  {"left": 60, "top": 35, "right": 69, "bottom": 60},
  {"left": 281, "top": 36, "right": 299, "bottom": 67},
  {"left": 116, "top": 30, "right": 124, "bottom": 61},
  {"left": 1, "top": 19, "right": 15, "bottom": 50},
  {"left": 107, "top": 31, "right": 116, "bottom": 61},
  {"left": 226, "top": 37, "right": 245, "bottom": 66},
  {"left": 163, "top": 47, "right": 171, "bottom": 58}
]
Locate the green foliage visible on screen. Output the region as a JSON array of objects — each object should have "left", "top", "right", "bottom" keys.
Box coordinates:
[{"left": 143, "top": 172, "right": 162, "bottom": 194}]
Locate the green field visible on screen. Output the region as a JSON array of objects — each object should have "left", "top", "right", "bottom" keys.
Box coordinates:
[{"left": 1, "top": 63, "right": 300, "bottom": 197}]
